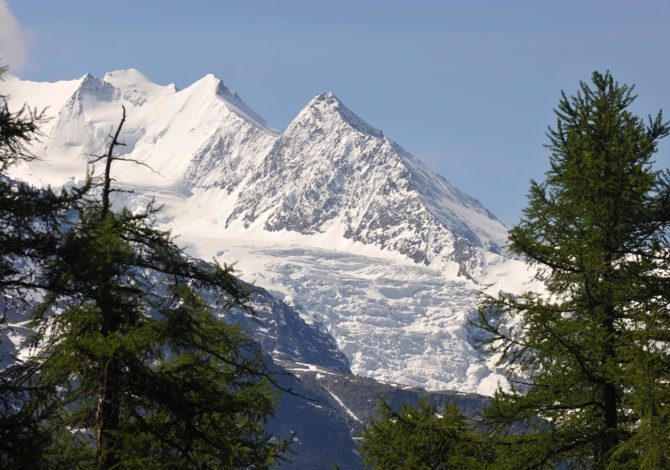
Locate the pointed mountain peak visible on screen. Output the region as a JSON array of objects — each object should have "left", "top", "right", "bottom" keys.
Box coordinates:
[
  {"left": 190, "top": 73, "right": 235, "bottom": 97},
  {"left": 184, "top": 73, "right": 277, "bottom": 135},
  {"left": 295, "top": 91, "right": 384, "bottom": 138},
  {"left": 312, "top": 91, "right": 338, "bottom": 103},
  {"left": 78, "top": 72, "right": 97, "bottom": 84},
  {"left": 75, "top": 72, "right": 117, "bottom": 102}
]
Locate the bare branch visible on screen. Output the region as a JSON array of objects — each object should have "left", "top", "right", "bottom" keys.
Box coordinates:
[
  {"left": 100, "top": 105, "right": 127, "bottom": 218},
  {"left": 111, "top": 156, "right": 163, "bottom": 176}
]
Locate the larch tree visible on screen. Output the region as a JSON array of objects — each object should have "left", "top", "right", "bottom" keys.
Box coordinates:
[
  {"left": 33, "top": 107, "right": 288, "bottom": 469},
  {"left": 360, "top": 398, "right": 493, "bottom": 469},
  {"left": 0, "top": 65, "right": 87, "bottom": 469},
  {"left": 478, "top": 71, "right": 670, "bottom": 469}
]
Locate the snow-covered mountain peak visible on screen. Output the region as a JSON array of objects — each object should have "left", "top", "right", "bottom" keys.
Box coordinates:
[
  {"left": 103, "top": 68, "right": 153, "bottom": 87},
  {"left": 223, "top": 90, "right": 509, "bottom": 278},
  {"left": 292, "top": 91, "right": 384, "bottom": 139},
  {"left": 181, "top": 73, "right": 278, "bottom": 136},
  {"left": 190, "top": 72, "right": 224, "bottom": 93},
  {"left": 103, "top": 68, "right": 177, "bottom": 97},
  {"left": 74, "top": 72, "right": 118, "bottom": 102},
  {"left": 6, "top": 70, "right": 279, "bottom": 190}
]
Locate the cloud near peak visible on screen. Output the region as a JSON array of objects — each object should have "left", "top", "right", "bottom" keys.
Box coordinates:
[{"left": 0, "top": 0, "right": 29, "bottom": 72}]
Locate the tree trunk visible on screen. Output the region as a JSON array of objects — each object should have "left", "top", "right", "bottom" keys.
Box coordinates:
[{"left": 94, "top": 108, "right": 126, "bottom": 469}]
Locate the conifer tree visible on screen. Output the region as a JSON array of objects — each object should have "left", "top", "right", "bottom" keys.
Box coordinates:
[
  {"left": 0, "top": 65, "right": 86, "bottom": 469},
  {"left": 478, "top": 72, "right": 670, "bottom": 469},
  {"left": 28, "top": 107, "right": 287, "bottom": 469},
  {"left": 360, "top": 398, "right": 493, "bottom": 469},
  {"left": 0, "top": 65, "right": 83, "bottom": 296}
]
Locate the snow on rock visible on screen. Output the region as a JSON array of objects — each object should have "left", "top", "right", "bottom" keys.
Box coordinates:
[
  {"left": 226, "top": 91, "right": 508, "bottom": 278},
  {"left": 103, "top": 68, "right": 177, "bottom": 102},
  {"left": 5, "top": 70, "right": 277, "bottom": 192},
  {"left": 2, "top": 70, "right": 540, "bottom": 394}
]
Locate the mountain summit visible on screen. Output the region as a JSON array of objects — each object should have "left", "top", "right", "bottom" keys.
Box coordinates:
[{"left": 227, "top": 91, "right": 507, "bottom": 276}]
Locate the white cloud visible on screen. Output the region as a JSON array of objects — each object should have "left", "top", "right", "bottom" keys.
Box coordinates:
[{"left": 0, "top": 0, "right": 29, "bottom": 72}]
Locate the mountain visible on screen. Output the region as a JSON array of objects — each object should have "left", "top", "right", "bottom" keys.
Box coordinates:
[
  {"left": 227, "top": 92, "right": 507, "bottom": 278},
  {"left": 2, "top": 69, "right": 541, "bottom": 397},
  {"left": 5, "top": 71, "right": 507, "bottom": 277},
  {"left": 4, "top": 69, "right": 277, "bottom": 191}
]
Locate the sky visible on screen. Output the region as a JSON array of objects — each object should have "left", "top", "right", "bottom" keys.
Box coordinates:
[{"left": 2, "top": 0, "right": 669, "bottom": 225}]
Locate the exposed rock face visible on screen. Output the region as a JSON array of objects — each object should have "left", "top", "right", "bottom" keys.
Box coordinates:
[{"left": 227, "top": 92, "right": 507, "bottom": 276}]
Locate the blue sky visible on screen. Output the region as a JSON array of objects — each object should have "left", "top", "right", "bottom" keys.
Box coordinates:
[{"left": 3, "top": 0, "right": 669, "bottom": 225}]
